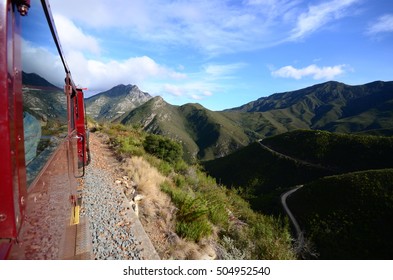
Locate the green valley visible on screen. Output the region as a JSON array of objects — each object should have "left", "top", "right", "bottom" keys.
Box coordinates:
[{"left": 203, "top": 130, "right": 393, "bottom": 259}]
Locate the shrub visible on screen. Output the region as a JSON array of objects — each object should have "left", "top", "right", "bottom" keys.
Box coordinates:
[
  {"left": 218, "top": 235, "right": 248, "bottom": 260},
  {"left": 118, "top": 136, "right": 144, "bottom": 157},
  {"left": 157, "top": 161, "right": 173, "bottom": 176},
  {"left": 143, "top": 134, "right": 183, "bottom": 163},
  {"left": 161, "top": 182, "right": 212, "bottom": 242}
]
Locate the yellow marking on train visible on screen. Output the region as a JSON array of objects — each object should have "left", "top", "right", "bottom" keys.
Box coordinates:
[{"left": 70, "top": 205, "right": 80, "bottom": 225}]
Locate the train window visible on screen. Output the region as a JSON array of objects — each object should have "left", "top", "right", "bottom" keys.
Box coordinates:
[{"left": 21, "top": 0, "right": 67, "bottom": 186}]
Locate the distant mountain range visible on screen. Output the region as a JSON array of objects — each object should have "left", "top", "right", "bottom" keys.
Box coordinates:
[
  {"left": 226, "top": 80, "right": 393, "bottom": 135},
  {"left": 24, "top": 72, "right": 393, "bottom": 161},
  {"left": 86, "top": 79, "right": 393, "bottom": 161}
]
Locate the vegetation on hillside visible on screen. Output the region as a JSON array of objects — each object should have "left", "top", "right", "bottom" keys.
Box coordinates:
[
  {"left": 203, "top": 129, "right": 393, "bottom": 259},
  {"left": 143, "top": 134, "right": 183, "bottom": 164},
  {"left": 262, "top": 130, "right": 393, "bottom": 172},
  {"left": 203, "top": 141, "right": 332, "bottom": 214},
  {"left": 288, "top": 169, "right": 393, "bottom": 259},
  {"left": 93, "top": 122, "right": 296, "bottom": 260},
  {"left": 204, "top": 130, "right": 393, "bottom": 211},
  {"left": 227, "top": 80, "right": 393, "bottom": 136},
  {"left": 120, "top": 98, "right": 251, "bottom": 162}
]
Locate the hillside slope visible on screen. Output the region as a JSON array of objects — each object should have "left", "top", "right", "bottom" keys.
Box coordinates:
[
  {"left": 203, "top": 130, "right": 393, "bottom": 258},
  {"left": 203, "top": 130, "right": 393, "bottom": 212},
  {"left": 90, "top": 123, "right": 296, "bottom": 259},
  {"left": 121, "top": 97, "right": 251, "bottom": 161},
  {"left": 288, "top": 169, "right": 393, "bottom": 259},
  {"left": 203, "top": 140, "right": 332, "bottom": 213},
  {"left": 262, "top": 130, "right": 393, "bottom": 172}
]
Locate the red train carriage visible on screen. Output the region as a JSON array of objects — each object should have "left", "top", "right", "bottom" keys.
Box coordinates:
[{"left": 0, "top": 0, "right": 90, "bottom": 259}]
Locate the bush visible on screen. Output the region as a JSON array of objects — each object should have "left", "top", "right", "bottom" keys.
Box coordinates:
[
  {"left": 118, "top": 136, "right": 144, "bottom": 157},
  {"left": 157, "top": 161, "right": 173, "bottom": 176},
  {"left": 143, "top": 134, "right": 183, "bottom": 163},
  {"left": 218, "top": 235, "right": 248, "bottom": 260},
  {"left": 161, "top": 182, "right": 212, "bottom": 242}
]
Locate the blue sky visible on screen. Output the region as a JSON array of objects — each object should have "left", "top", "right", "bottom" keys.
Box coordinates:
[{"left": 25, "top": 0, "right": 393, "bottom": 110}]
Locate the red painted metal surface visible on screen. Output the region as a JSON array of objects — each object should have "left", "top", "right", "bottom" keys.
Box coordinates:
[
  {"left": 8, "top": 140, "right": 79, "bottom": 259},
  {"left": 76, "top": 88, "right": 89, "bottom": 167},
  {"left": 0, "top": 0, "right": 15, "bottom": 242},
  {"left": 0, "top": 0, "right": 27, "bottom": 244},
  {"left": 0, "top": 0, "right": 90, "bottom": 259}
]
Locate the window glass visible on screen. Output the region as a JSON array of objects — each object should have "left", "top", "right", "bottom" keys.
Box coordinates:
[{"left": 21, "top": 0, "right": 67, "bottom": 186}]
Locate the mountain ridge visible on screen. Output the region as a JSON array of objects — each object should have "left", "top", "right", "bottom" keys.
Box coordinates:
[
  {"left": 224, "top": 80, "right": 393, "bottom": 136},
  {"left": 226, "top": 80, "right": 390, "bottom": 112},
  {"left": 86, "top": 79, "right": 393, "bottom": 161},
  {"left": 85, "top": 84, "right": 152, "bottom": 121}
]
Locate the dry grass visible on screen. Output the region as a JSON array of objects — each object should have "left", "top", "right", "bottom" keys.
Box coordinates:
[{"left": 122, "top": 156, "right": 216, "bottom": 259}]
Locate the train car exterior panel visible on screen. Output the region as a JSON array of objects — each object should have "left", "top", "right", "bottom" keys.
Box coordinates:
[
  {"left": 0, "top": 0, "right": 91, "bottom": 259},
  {"left": 8, "top": 138, "right": 79, "bottom": 259}
]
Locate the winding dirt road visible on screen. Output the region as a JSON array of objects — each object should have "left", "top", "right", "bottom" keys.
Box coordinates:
[
  {"left": 281, "top": 185, "right": 304, "bottom": 253},
  {"left": 258, "top": 141, "right": 334, "bottom": 171}
]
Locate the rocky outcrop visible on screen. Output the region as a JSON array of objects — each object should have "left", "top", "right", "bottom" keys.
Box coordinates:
[{"left": 85, "top": 84, "right": 152, "bottom": 121}]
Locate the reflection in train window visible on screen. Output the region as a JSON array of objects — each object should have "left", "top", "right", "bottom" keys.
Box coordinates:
[{"left": 21, "top": 0, "right": 67, "bottom": 186}]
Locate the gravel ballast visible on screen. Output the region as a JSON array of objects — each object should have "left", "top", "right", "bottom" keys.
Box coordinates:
[
  {"left": 80, "top": 133, "right": 159, "bottom": 260},
  {"left": 82, "top": 166, "right": 143, "bottom": 260}
]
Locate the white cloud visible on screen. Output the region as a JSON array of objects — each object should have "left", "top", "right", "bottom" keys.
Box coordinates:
[
  {"left": 204, "top": 63, "right": 246, "bottom": 77},
  {"left": 22, "top": 39, "right": 187, "bottom": 93},
  {"left": 156, "top": 62, "right": 244, "bottom": 101},
  {"left": 77, "top": 55, "right": 186, "bottom": 91},
  {"left": 290, "top": 0, "right": 359, "bottom": 40},
  {"left": 272, "top": 64, "right": 347, "bottom": 80},
  {"left": 191, "top": 94, "right": 204, "bottom": 101},
  {"left": 366, "top": 14, "right": 393, "bottom": 35},
  {"left": 157, "top": 75, "right": 228, "bottom": 103},
  {"left": 53, "top": 14, "right": 100, "bottom": 55},
  {"left": 22, "top": 39, "right": 65, "bottom": 86},
  {"left": 49, "top": 0, "right": 360, "bottom": 56},
  {"left": 163, "top": 84, "right": 184, "bottom": 97}
]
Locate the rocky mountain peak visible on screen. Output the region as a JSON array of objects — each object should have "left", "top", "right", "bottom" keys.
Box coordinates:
[{"left": 85, "top": 84, "right": 152, "bottom": 121}]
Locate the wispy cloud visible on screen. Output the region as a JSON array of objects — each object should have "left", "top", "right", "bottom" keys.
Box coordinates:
[
  {"left": 366, "top": 14, "right": 393, "bottom": 35},
  {"left": 76, "top": 55, "right": 187, "bottom": 91},
  {"left": 50, "top": 0, "right": 360, "bottom": 56},
  {"left": 203, "top": 63, "right": 247, "bottom": 78},
  {"left": 159, "top": 80, "right": 221, "bottom": 102},
  {"left": 163, "top": 84, "right": 184, "bottom": 97},
  {"left": 158, "top": 62, "right": 244, "bottom": 101},
  {"left": 289, "top": 0, "right": 359, "bottom": 40},
  {"left": 271, "top": 64, "right": 347, "bottom": 80}
]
